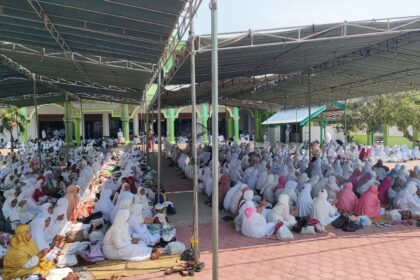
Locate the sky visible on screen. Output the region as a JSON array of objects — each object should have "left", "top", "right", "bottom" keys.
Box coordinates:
[{"left": 194, "top": 0, "right": 420, "bottom": 34}]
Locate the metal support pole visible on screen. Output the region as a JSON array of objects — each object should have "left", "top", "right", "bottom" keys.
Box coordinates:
[
  {"left": 32, "top": 75, "right": 42, "bottom": 169},
  {"left": 344, "top": 99, "right": 347, "bottom": 150},
  {"left": 254, "top": 90, "right": 257, "bottom": 147},
  {"left": 145, "top": 100, "right": 149, "bottom": 162},
  {"left": 190, "top": 5, "right": 200, "bottom": 264},
  {"left": 210, "top": 0, "right": 219, "bottom": 279},
  {"left": 157, "top": 69, "right": 162, "bottom": 203},
  {"left": 80, "top": 99, "right": 83, "bottom": 143},
  {"left": 308, "top": 73, "right": 312, "bottom": 158}
]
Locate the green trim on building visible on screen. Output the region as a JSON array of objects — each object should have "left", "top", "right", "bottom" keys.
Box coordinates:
[
  {"left": 300, "top": 105, "right": 326, "bottom": 126},
  {"left": 233, "top": 107, "right": 240, "bottom": 142}
]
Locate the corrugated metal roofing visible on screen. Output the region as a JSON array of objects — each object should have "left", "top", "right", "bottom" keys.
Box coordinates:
[
  {"left": 0, "top": 0, "right": 188, "bottom": 105},
  {"left": 165, "top": 16, "right": 420, "bottom": 109}
]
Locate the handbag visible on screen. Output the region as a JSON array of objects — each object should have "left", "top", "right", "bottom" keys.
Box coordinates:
[
  {"left": 292, "top": 217, "right": 308, "bottom": 233},
  {"left": 400, "top": 210, "right": 412, "bottom": 220},
  {"left": 65, "top": 230, "right": 88, "bottom": 243},
  {"left": 79, "top": 241, "right": 105, "bottom": 263},
  {"left": 161, "top": 227, "right": 176, "bottom": 243},
  {"left": 300, "top": 226, "right": 316, "bottom": 235},
  {"left": 331, "top": 214, "right": 348, "bottom": 229},
  {"left": 341, "top": 221, "right": 359, "bottom": 232},
  {"left": 164, "top": 241, "right": 186, "bottom": 255}
]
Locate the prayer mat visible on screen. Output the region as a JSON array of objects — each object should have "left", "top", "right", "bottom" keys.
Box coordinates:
[{"left": 83, "top": 255, "right": 181, "bottom": 279}]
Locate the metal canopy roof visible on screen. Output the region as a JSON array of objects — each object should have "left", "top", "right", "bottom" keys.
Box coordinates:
[
  {"left": 0, "top": 0, "right": 193, "bottom": 106},
  {"left": 165, "top": 16, "right": 420, "bottom": 109},
  {"left": 262, "top": 106, "right": 326, "bottom": 126}
]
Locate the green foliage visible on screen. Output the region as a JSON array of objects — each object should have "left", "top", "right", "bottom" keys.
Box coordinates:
[
  {"left": 0, "top": 106, "right": 26, "bottom": 150},
  {"left": 343, "top": 91, "right": 420, "bottom": 141}
]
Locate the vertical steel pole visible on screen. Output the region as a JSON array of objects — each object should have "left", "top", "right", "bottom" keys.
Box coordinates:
[
  {"left": 190, "top": 4, "right": 200, "bottom": 264},
  {"left": 145, "top": 99, "right": 149, "bottom": 162},
  {"left": 32, "top": 75, "right": 42, "bottom": 169},
  {"left": 254, "top": 90, "right": 257, "bottom": 147},
  {"left": 80, "top": 99, "right": 83, "bottom": 144},
  {"left": 308, "top": 73, "right": 312, "bottom": 158},
  {"left": 157, "top": 70, "right": 162, "bottom": 201},
  {"left": 344, "top": 99, "right": 347, "bottom": 149},
  {"left": 210, "top": 0, "right": 219, "bottom": 279}
]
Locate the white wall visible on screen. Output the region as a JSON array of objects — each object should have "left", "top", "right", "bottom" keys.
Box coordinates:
[{"left": 302, "top": 125, "right": 345, "bottom": 143}]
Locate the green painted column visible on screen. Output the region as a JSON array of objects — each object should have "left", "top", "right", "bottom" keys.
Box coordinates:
[
  {"left": 19, "top": 107, "right": 28, "bottom": 143},
  {"left": 367, "top": 132, "right": 373, "bottom": 146},
  {"left": 233, "top": 107, "right": 240, "bottom": 142},
  {"left": 226, "top": 116, "right": 232, "bottom": 140},
  {"left": 255, "top": 111, "right": 262, "bottom": 142},
  {"left": 167, "top": 108, "right": 176, "bottom": 145},
  {"left": 73, "top": 116, "right": 81, "bottom": 146},
  {"left": 383, "top": 125, "right": 389, "bottom": 146},
  {"left": 121, "top": 104, "right": 130, "bottom": 143},
  {"left": 201, "top": 103, "right": 209, "bottom": 144},
  {"left": 64, "top": 101, "right": 73, "bottom": 146}
]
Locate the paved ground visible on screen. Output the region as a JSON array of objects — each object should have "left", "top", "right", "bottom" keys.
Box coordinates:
[
  {"left": 137, "top": 153, "right": 420, "bottom": 280},
  {"left": 131, "top": 223, "right": 420, "bottom": 280}
]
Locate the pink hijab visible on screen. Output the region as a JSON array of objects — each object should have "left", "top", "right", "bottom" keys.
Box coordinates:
[
  {"left": 378, "top": 176, "right": 392, "bottom": 204},
  {"left": 66, "top": 184, "right": 80, "bottom": 222},
  {"left": 354, "top": 185, "right": 380, "bottom": 218},
  {"left": 336, "top": 182, "right": 358, "bottom": 213},
  {"left": 275, "top": 176, "right": 287, "bottom": 190},
  {"left": 347, "top": 169, "right": 361, "bottom": 189}
]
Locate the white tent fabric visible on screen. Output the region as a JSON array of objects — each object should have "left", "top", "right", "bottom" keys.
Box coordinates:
[{"left": 262, "top": 106, "right": 324, "bottom": 125}]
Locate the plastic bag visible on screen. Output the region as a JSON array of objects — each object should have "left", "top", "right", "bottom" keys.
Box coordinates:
[
  {"left": 358, "top": 216, "right": 372, "bottom": 227},
  {"left": 387, "top": 210, "right": 402, "bottom": 221},
  {"left": 300, "top": 226, "right": 316, "bottom": 235},
  {"left": 276, "top": 225, "right": 294, "bottom": 240},
  {"left": 163, "top": 241, "right": 186, "bottom": 255}
]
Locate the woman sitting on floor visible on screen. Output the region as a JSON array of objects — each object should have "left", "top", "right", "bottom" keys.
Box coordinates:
[
  {"left": 2, "top": 224, "right": 54, "bottom": 280},
  {"left": 102, "top": 208, "right": 162, "bottom": 261}
]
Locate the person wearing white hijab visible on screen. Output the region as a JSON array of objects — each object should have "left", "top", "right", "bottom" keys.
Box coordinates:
[
  {"left": 394, "top": 183, "right": 420, "bottom": 215},
  {"left": 296, "top": 183, "right": 314, "bottom": 217},
  {"left": 2, "top": 197, "right": 20, "bottom": 229},
  {"left": 223, "top": 182, "right": 242, "bottom": 211},
  {"left": 325, "top": 175, "right": 341, "bottom": 200},
  {"left": 311, "top": 189, "right": 340, "bottom": 226},
  {"left": 29, "top": 215, "right": 52, "bottom": 251},
  {"left": 267, "top": 194, "right": 297, "bottom": 229},
  {"left": 94, "top": 187, "right": 114, "bottom": 222},
  {"left": 241, "top": 192, "right": 275, "bottom": 238},
  {"left": 134, "top": 187, "right": 153, "bottom": 218},
  {"left": 234, "top": 190, "right": 255, "bottom": 232},
  {"left": 280, "top": 181, "right": 298, "bottom": 207},
  {"left": 36, "top": 203, "right": 54, "bottom": 220},
  {"left": 129, "top": 203, "right": 160, "bottom": 245},
  {"left": 342, "top": 161, "right": 353, "bottom": 179},
  {"left": 47, "top": 204, "right": 68, "bottom": 241},
  {"left": 111, "top": 185, "right": 134, "bottom": 222},
  {"left": 333, "top": 160, "right": 343, "bottom": 177},
  {"left": 103, "top": 208, "right": 154, "bottom": 261}
]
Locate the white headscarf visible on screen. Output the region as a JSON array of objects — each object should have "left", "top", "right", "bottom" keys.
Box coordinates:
[
  {"left": 394, "top": 182, "right": 420, "bottom": 212},
  {"left": 103, "top": 209, "right": 131, "bottom": 249},
  {"left": 281, "top": 181, "right": 298, "bottom": 207},
  {"left": 311, "top": 189, "right": 339, "bottom": 226},
  {"left": 30, "top": 216, "right": 50, "bottom": 250},
  {"left": 94, "top": 188, "right": 114, "bottom": 221},
  {"left": 296, "top": 183, "right": 313, "bottom": 217},
  {"left": 268, "top": 194, "right": 290, "bottom": 223}
]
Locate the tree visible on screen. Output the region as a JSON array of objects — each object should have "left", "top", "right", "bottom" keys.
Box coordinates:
[
  {"left": 343, "top": 95, "right": 387, "bottom": 134},
  {"left": 0, "top": 107, "right": 26, "bottom": 151},
  {"left": 341, "top": 91, "right": 420, "bottom": 143},
  {"left": 383, "top": 92, "right": 420, "bottom": 142}
]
